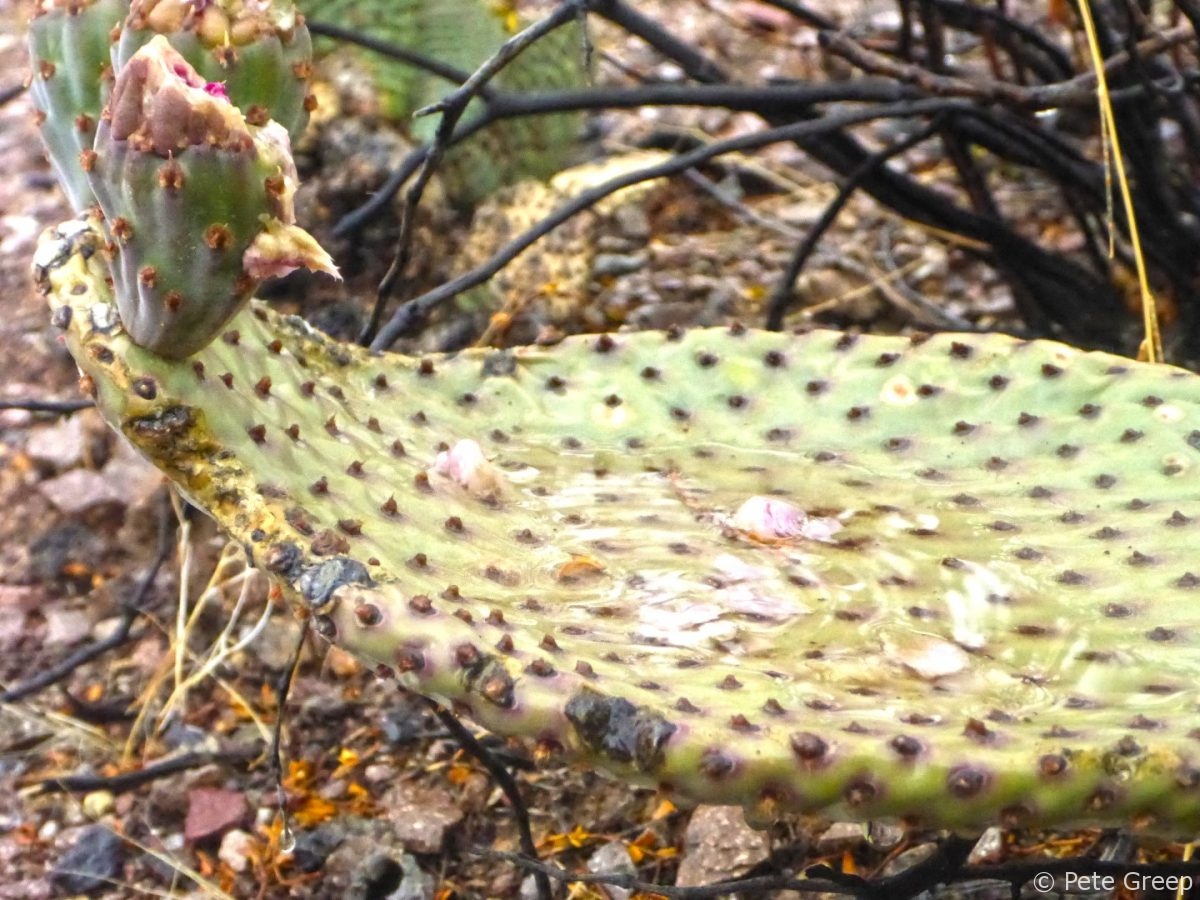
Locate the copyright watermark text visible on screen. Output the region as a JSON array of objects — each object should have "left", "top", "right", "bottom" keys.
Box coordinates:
[{"left": 1031, "top": 871, "right": 1193, "bottom": 893}]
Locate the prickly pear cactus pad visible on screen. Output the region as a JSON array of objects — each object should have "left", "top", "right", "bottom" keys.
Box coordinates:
[
  {"left": 115, "top": 0, "right": 314, "bottom": 143},
  {"left": 27, "top": 0, "right": 130, "bottom": 212},
  {"left": 87, "top": 36, "right": 336, "bottom": 359},
  {"left": 37, "top": 216, "right": 1200, "bottom": 834},
  {"left": 305, "top": 0, "right": 585, "bottom": 204}
]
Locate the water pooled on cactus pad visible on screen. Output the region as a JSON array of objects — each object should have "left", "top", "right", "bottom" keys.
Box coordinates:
[{"left": 38, "top": 217, "right": 1200, "bottom": 833}]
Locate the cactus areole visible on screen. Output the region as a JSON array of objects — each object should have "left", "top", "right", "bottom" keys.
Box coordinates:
[{"left": 35, "top": 213, "right": 1200, "bottom": 834}]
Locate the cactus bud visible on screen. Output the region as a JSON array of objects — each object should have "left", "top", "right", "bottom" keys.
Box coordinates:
[
  {"left": 115, "top": 0, "right": 314, "bottom": 143},
  {"left": 88, "top": 35, "right": 337, "bottom": 359},
  {"left": 27, "top": 0, "right": 130, "bottom": 212}
]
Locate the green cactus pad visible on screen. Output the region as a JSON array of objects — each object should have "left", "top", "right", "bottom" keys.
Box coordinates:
[
  {"left": 27, "top": 0, "right": 129, "bottom": 212},
  {"left": 88, "top": 37, "right": 335, "bottom": 359},
  {"left": 115, "top": 0, "right": 313, "bottom": 143},
  {"left": 36, "top": 215, "right": 1200, "bottom": 834},
  {"left": 306, "top": 0, "right": 584, "bottom": 204}
]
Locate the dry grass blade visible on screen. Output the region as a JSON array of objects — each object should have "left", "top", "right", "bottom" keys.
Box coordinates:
[{"left": 1076, "top": 0, "right": 1163, "bottom": 363}]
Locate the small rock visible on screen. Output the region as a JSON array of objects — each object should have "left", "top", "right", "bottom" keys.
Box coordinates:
[
  {"left": 160, "top": 721, "right": 214, "bottom": 752},
  {"left": 380, "top": 699, "right": 427, "bottom": 745},
  {"left": 25, "top": 414, "right": 88, "bottom": 471},
  {"left": 291, "top": 823, "right": 345, "bottom": 874},
  {"left": 101, "top": 441, "right": 163, "bottom": 517},
  {"left": 968, "top": 827, "right": 1005, "bottom": 865},
  {"left": 319, "top": 779, "right": 348, "bottom": 802},
  {"left": 674, "top": 806, "right": 769, "bottom": 888},
  {"left": 518, "top": 874, "right": 543, "bottom": 900},
  {"left": 592, "top": 253, "right": 645, "bottom": 278},
  {"left": 733, "top": 2, "right": 793, "bottom": 32},
  {"left": 43, "top": 606, "right": 92, "bottom": 647},
  {"left": 0, "top": 585, "right": 41, "bottom": 612},
  {"left": 38, "top": 469, "right": 124, "bottom": 516},
  {"left": 816, "top": 821, "right": 866, "bottom": 853},
  {"left": 253, "top": 616, "right": 305, "bottom": 671},
  {"left": 867, "top": 821, "right": 906, "bottom": 851},
  {"left": 587, "top": 841, "right": 635, "bottom": 900},
  {"left": 363, "top": 763, "right": 398, "bottom": 784},
  {"left": 81, "top": 791, "right": 114, "bottom": 820},
  {"left": 51, "top": 825, "right": 124, "bottom": 894},
  {"left": 218, "top": 829, "right": 256, "bottom": 873},
  {"left": 184, "top": 787, "right": 248, "bottom": 843},
  {"left": 381, "top": 782, "right": 463, "bottom": 854},
  {"left": 881, "top": 842, "right": 937, "bottom": 877},
  {"left": 612, "top": 204, "right": 651, "bottom": 242},
  {"left": 0, "top": 606, "right": 24, "bottom": 652}
]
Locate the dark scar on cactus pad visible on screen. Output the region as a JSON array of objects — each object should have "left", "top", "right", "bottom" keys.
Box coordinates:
[
  {"left": 565, "top": 689, "right": 677, "bottom": 772},
  {"left": 298, "top": 557, "right": 373, "bottom": 607}
]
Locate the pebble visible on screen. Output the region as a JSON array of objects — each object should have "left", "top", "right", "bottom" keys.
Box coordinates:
[
  {"left": 880, "top": 842, "right": 937, "bottom": 877},
  {"left": 184, "top": 787, "right": 249, "bottom": 843},
  {"left": 100, "top": 439, "right": 163, "bottom": 506},
  {"left": 592, "top": 253, "right": 645, "bottom": 278},
  {"left": 50, "top": 825, "right": 124, "bottom": 894},
  {"left": 38, "top": 468, "right": 124, "bottom": 516},
  {"left": 319, "top": 779, "right": 348, "bottom": 802},
  {"left": 381, "top": 782, "right": 463, "bottom": 854},
  {"left": 674, "top": 806, "right": 769, "bottom": 888},
  {"left": 0, "top": 585, "right": 41, "bottom": 612},
  {"left": 24, "top": 414, "right": 88, "bottom": 471},
  {"left": 291, "top": 823, "right": 345, "bottom": 874},
  {"left": 363, "top": 763, "right": 398, "bottom": 784},
  {"left": 866, "top": 821, "right": 906, "bottom": 851},
  {"left": 518, "top": 874, "right": 543, "bottom": 900},
  {"left": 815, "top": 821, "right": 866, "bottom": 854},
  {"left": 42, "top": 606, "right": 92, "bottom": 647},
  {"left": 81, "top": 791, "right": 114, "bottom": 820},
  {"left": 612, "top": 204, "right": 651, "bottom": 242},
  {"left": 968, "top": 827, "right": 1005, "bottom": 865},
  {"left": 380, "top": 698, "right": 428, "bottom": 745},
  {"left": 218, "top": 829, "right": 256, "bottom": 873},
  {"left": 587, "top": 841, "right": 635, "bottom": 900},
  {"left": 252, "top": 616, "right": 305, "bottom": 671},
  {"left": 160, "top": 721, "right": 214, "bottom": 752}
]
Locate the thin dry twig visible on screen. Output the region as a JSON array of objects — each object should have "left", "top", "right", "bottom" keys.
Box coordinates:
[
  {"left": 425, "top": 700, "right": 552, "bottom": 900},
  {"left": 820, "top": 25, "right": 1195, "bottom": 110},
  {"left": 765, "top": 117, "right": 944, "bottom": 329},
  {"left": 0, "top": 398, "right": 93, "bottom": 414},
  {"left": 306, "top": 20, "right": 478, "bottom": 89},
  {"left": 35, "top": 745, "right": 260, "bottom": 795}
]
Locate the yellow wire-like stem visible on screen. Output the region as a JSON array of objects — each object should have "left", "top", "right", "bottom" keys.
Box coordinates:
[{"left": 1077, "top": 0, "right": 1163, "bottom": 363}]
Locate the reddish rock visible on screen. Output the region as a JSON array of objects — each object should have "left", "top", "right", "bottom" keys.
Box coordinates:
[
  {"left": 38, "top": 469, "right": 124, "bottom": 515},
  {"left": 184, "top": 787, "right": 248, "bottom": 843}
]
